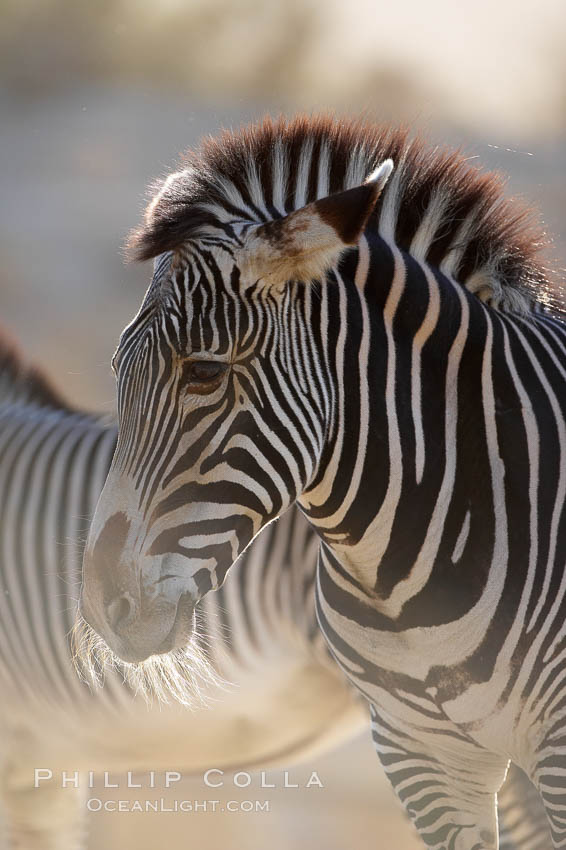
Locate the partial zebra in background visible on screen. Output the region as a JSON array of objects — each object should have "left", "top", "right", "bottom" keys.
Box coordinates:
[{"left": 79, "top": 116, "right": 565, "bottom": 848}]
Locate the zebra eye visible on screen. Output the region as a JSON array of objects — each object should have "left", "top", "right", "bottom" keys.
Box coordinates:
[{"left": 184, "top": 360, "right": 228, "bottom": 394}]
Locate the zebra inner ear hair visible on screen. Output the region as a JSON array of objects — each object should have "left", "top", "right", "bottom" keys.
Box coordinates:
[{"left": 315, "top": 159, "right": 393, "bottom": 245}]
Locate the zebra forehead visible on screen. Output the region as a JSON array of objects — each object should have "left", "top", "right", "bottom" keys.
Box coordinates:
[{"left": 126, "top": 113, "right": 555, "bottom": 312}]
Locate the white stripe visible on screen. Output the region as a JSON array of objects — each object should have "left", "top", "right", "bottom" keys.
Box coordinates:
[
  {"left": 411, "top": 262, "right": 441, "bottom": 484},
  {"left": 410, "top": 188, "right": 446, "bottom": 261},
  {"left": 451, "top": 510, "right": 471, "bottom": 563},
  {"left": 294, "top": 137, "right": 314, "bottom": 209},
  {"left": 316, "top": 142, "right": 330, "bottom": 200},
  {"left": 271, "top": 136, "right": 289, "bottom": 214}
]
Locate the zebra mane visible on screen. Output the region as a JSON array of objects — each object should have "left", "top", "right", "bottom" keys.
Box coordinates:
[
  {"left": 128, "top": 114, "right": 560, "bottom": 314},
  {"left": 0, "top": 325, "right": 71, "bottom": 411}
]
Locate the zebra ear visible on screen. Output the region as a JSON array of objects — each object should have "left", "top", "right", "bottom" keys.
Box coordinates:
[{"left": 242, "top": 160, "right": 393, "bottom": 287}]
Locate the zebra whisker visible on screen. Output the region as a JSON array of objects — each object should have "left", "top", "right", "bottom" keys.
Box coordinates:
[{"left": 70, "top": 612, "right": 226, "bottom": 707}]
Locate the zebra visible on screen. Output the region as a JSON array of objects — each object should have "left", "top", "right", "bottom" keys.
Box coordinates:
[
  {"left": 0, "top": 334, "right": 364, "bottom": 848},
  {"left": 78, "top": 115, "right": 565, "bottom": 849},
  {"left": 0, "top": 335, "right": 547, "bottom": 850}
]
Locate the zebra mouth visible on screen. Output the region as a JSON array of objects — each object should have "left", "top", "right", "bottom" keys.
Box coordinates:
[
  {"left": 151, "top": 592, "right": 196, "bottom": 657},
  {"left": 80, "top": 586, "right": 197, "bottom": 664}
]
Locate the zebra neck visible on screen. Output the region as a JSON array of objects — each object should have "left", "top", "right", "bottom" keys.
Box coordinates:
[
  {"left": 206, "top": 508, "right": 328, "bottom": 676},
  {"left": 301, "top": 234, "right": 505, "bottom": 611}
]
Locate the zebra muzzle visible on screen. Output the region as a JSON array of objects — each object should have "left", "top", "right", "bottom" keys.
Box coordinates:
[{"left": 80, "top": 580, "right": 196, "bottom": 664}]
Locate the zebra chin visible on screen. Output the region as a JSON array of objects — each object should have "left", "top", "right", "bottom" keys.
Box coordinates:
[{"left": 71, "top": 604, "right": 222, "bottom": 707}]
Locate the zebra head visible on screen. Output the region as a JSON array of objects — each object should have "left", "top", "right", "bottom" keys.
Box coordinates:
[{"left": 79, "top": 149, "right": 393, "bottom": 663}]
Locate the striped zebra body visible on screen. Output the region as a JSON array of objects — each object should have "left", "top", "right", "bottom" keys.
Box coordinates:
[
  {"left": 0, "top": 346, "right": 364, "bottom": 848},
  {"left": 80, "top": 116, "right": 565, "bottom": 849},
  {"left": 311, "top": 275, "right": 566, "bottom": 848}
]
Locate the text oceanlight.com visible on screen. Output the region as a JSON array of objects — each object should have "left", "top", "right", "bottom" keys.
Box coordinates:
[{"left": 86, "top": 799, "right": 270, "bottom": 813}]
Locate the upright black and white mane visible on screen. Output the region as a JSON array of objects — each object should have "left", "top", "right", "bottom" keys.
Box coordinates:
[{"left": 128, "top": 114, "right": 559, "bottom": 315}]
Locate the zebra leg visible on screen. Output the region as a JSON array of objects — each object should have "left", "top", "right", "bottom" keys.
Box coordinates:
[
  {"left": 530, "top": 739, "right": 566, "bottom": 849},
  {"left": 1, "top": 774, "right": 86, "bottom": 850},
  {"left": 498, "top": 763, "right": 552, "bottom": 850},
  {"left": 370, "top": 704, "right": 508, "bottom": 850}
]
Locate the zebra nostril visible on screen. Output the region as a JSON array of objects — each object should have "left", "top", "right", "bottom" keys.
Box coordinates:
[{"left": 106, "top": 593, "right": 136, "bottom": 632}]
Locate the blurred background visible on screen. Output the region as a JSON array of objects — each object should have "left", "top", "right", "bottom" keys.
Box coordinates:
[{"left": 0, "top": 0, "right": 565, "bottom": 847}]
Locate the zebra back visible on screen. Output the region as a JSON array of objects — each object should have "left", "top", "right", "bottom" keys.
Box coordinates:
[{"left": 0, "top": 327, "right": 70, "bottom": 410}]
